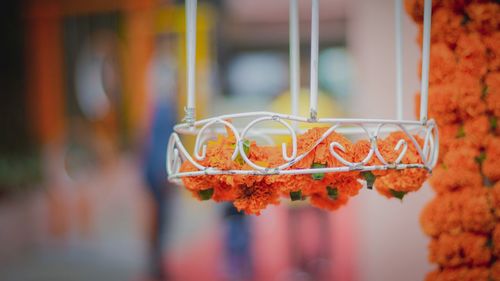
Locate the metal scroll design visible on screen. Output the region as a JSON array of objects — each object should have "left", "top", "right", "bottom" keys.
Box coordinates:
[{"left": 166, "top": 114, "right": 438, "bottom": 181}]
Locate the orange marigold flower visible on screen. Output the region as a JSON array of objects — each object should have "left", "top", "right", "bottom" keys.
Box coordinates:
[
  {"left": 442, "top": 145, "right": 480, "bottom": 173},
  {"left": 323, "top": 130, "right": 356, "bottom": 167},
  {"left": 485, "top": 71, "right": 500, "bottom": 95},
  {"left": 465, "top": 3, "right": 500, "bottom": 35},
  {"left": 425, "top": 43, "right": 457, "bottom": 85},
  {"left": 404, "top": 0, "right": 443, "bottom": 23},
  {"left": 421, "top": 188, "right": 494, "bottom": 236},
  {"left": 483, "top": 32, "right": 500, "bottom": 72},
  {"left": 455, "top": 32, "right": 488, "bottom": 79},
  {"left": 180, "top": 161, "right": 215, "bottom": 191},
  {"left": 421, "top": 193, "right": 462, "bottom": 237},
  {"left": 429, "top": 232, "right": 492, "bottom": 267},
  {"left": 485, "top": 71, "right": 500, "bottom": 118},
  {"left": 439, "top": 0, "right": 469, "bottom": 12},
  {"left": 212, "top": 182, "right": 240, "bottom": 202},
  {"left": 436, "top": 124, "right": 461, "bottom": 161},
  {"left": 417, "top": 8, "right": 464, "bottom": 47},
  {"left": 457, "top": 188, "right": 495, "bottom": 234},
  {"left": 404, "top": 0, "right": 425, "bottom": 23},
  {"left": 452, "top": 73, "right": 487, "bottom": 120},
  {"left": 374, "top": 167, "right": 428, "bottom": 196},
  {"left": 463, "top": 115, "right": 490, "bottom": 148},
  {"left": 429, "top": 165, "right": 482, "bottom": 194},
  {"left": 276, "top": 174, "right": 327, "bottom": 197},
  {"left": 353, "top": 139, "right": 388, "bottom": 177},
  {"left": 204, "top": 134, "right": 240, "bottom": 170},
  {"left": 492, "top": 181, "right": 500, "bottom": 218},
  {"left": 483, "top": 136, "right": 500, "bottom": 182},
  {"left": 425, "top": 266, "right": 490, "bottom": 281},
  {"left": 373, "top": 132, "right": 428, "bottom": 194},
  {"left": 233, "top": 182, "right": 280, "bottom": 215},
  {"left": 331, "top": 176, "right": 363, "bottom": 197},
  {"left": 294, "top": 127, "right": 356, "bottom": 169},
  {"left": 493, "top": 223, "right": 500, "bottom": 258},
  {"left": 423, "top": 84, "right": 459, "bottom": 126},
  {"left": 291, "top": 127, "right": 360, "bottom": 193},
  {"left": 309, "top": 192, "right": 349, "bottom": 211},
  {"left": 250, "top": 145, "right": 285, "bottom": 168},
  {"left": 373, "top": 183, "right": 395, "bottom": 199},
  {"left": 492, "top": 261, "right": 500, "bottom": 281}
]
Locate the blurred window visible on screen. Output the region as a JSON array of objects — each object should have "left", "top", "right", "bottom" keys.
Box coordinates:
[
  {"left": 226, "top": 52, "right": 287, "bottom": 98},
  {"left": 319, "top": 47, "right": 353, "bottom": 102}
]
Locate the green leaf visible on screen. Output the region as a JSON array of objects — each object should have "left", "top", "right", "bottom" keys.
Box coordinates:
[
  {"left": 327, "top": 186, "right": 338, "bottom": 200},
  {"left": 482, "top": 85, "right": 489, "bottom": 99},
  {"left": 475, "top": 152, "right": 486, "bottom": 165},
  {"left": 311, "top": 163, "right": 326, "bottom": 180},
  {"left": 290, "top": 190, "right": 303, "bottom": 201},
  {"left": 389, "top": 189, "right": 407, "bottom": 200},
  {"left": 486, "top": 236, "right": 493, "bottom": 248},
  {"left": 483, "top": 176, "right": 494, "bottom": 188},
  {"left": 362, "top": 171, "right": 376, "bottom": 189},
  {"left": 461, "top": 13, "right": 470, "bottom": 26},
  {"left": 490, "top": 116, "right": 498, "bottom": 131},
  {"left": 456, "top": 126, "right": 465, "bottom": 138},
  {"left": 198, "top": 188, "right": 214, "bottom": 200},
  {"left": 235, "top": 139, "right": 251, "bottom": 165}
]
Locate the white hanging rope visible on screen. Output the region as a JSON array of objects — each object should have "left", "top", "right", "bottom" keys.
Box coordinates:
[
  {"left": 419, "top": 0, "right": 432, "bottom": 123},
  {"left": 309, "top": 0, "right": 319, "bottom": 121},
  {"left": 185, "top": 0, "right": 197, "bottom": 124},
  {"left": 395, "top": 0, "right": 404, "bottom": 120},
  {"left": 290, "top": 0, "right": 300, "bottom": 127}
]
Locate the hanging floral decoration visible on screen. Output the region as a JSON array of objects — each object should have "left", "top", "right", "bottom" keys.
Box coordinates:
[
  {"left": 180, "top": 126, "right": 429, "bottom": 215},
  {"left": 406, "top": 0, "right": 500, "bottom": 280}
]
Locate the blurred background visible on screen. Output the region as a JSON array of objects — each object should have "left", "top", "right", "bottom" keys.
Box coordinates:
[{"left": 0, "top": 0, "right": 434, "bottom": 280}]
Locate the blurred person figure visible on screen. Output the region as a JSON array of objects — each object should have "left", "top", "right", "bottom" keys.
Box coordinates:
[
  {"left": 287, "top": 206, "right": 332, "bottom": 281},
  {"left": 222, "top": 204, "right": 254, "bottom": 281},
  {"left": 142, "top": 37, "right": 178, "bottom": 281}
]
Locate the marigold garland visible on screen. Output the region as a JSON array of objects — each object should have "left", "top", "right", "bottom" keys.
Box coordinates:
[
  {"left": 179, "top": 127, "right": 429, "bottom": 215},
  {"left": 406, "top": 0, "right": 500, "bottom": 279}
]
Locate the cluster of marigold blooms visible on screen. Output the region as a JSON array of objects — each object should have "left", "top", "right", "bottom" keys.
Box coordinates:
[
  {"left": 406, "top": 0, "right": 500, "bottom": 280},
  {"left": 180, "top": 126, "right": 429, "bottom": 215}
]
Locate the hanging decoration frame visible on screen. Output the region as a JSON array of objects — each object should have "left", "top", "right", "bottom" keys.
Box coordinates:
[{"left": 166, "top": 0, "right": 438, "bottom": 184}]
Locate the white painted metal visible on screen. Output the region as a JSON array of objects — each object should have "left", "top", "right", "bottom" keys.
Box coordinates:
[
  {"left": 289, "top": 0, "right": 300, "bottom": 126},
  {"left": 419, "top": 0, "right": 432, "bottom": 123},
  {"left": 185, "top": 0, "right": 197, "bottom": 124},
  {"left": 395, "top": 0, "right": 404, "bottom": 120},
  {"left": 309, "top": 0, "right": 319, "bottom": 121},
  {"left": 166, "top": 113, "right": 439, "bottom": 181}
]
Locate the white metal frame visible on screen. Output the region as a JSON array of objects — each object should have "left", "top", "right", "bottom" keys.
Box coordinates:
[{"left": 167, "top": 0, "right": 438, "bottom": 182}]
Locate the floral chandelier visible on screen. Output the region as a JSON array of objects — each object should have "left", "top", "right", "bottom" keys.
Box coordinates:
[{"left": 166, "top": 0, "right": 439, "bottom": 215}]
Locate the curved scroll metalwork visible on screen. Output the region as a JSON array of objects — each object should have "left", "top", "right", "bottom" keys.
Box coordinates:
[
  {"left": 166, "top": 112, "right": 439, "bottom": 181},
  {"left": 194, "top": 118, "right": 241, "bottom": 161}
]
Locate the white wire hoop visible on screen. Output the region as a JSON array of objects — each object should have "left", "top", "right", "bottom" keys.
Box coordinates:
[{"left": 167, "top": 0, "right": 437, "bottom": 182}]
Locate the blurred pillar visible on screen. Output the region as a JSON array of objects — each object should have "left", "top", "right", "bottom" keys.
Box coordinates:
[
  {"left": 25, "top": 2, "right": 65, "bottom": 145},
  {"left": 122, "top": 0, "right": 155, "bottom": 139}
]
